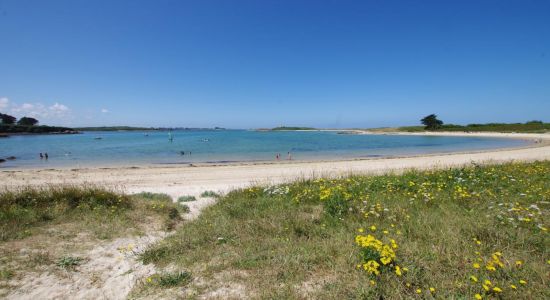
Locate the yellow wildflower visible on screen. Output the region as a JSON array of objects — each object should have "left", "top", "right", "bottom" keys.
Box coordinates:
[
  {"left": 380, "top": 256, "right": 392, "bottom": 265},
  {"left": 469, "top": 275, "right": 478, "bottom": 282},
  {"left": 493, "top": 287, "right": 502, "bottom": 293},
  {"left": 474, "top": 294, "right": 482, "bottom": 300},
  {"left": 515, "top": 260, "right": 523, "bottom": 267},
  {"left": 416, "top": 288, "right": 422, "bottom": 294},
  {"left": 510, "top": 284, "right": 517, "bottom": 290},
  {"left": 519, "top": 279, "right": 527, "bottom": 285},
  {"left": 429, "top": 287, "right": 435, "bottom": 293},
  {"left": 395, "top": 265, "right": 402, "bottom": 276},
  {"left": 473, "top": 263, "right": 480, "bottom": 269}
]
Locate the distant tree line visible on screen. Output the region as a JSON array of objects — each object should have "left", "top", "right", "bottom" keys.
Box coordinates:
[
  {"left": 0, "top": 113, "right": 39, "bottom": 126},
  {"left": 407, "top": 114, "right": 549, "bottom": 133},
  {"left": 0, "top": 112, "right": 76, "bottom": 134},
  {"left": 271, "top": 126, "right": 316, "bottom": 131}
]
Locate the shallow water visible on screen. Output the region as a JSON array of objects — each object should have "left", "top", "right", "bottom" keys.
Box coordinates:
[{"left": 0, "top": 130, "right": 528, "bottom": 169}]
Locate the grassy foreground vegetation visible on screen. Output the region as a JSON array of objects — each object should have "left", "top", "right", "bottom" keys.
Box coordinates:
[
  {"left": 0, "top": 187, "right": 187, "bottom": 296},
  {"left": 0, "top": 187, "right": 185, "bottom": 241},
  {"left": 138, "top": 161, "right": 549, "bottom": 299}
]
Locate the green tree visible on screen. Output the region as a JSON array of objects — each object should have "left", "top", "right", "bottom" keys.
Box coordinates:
[
  {"left": 0, "top": 113, "right": 17, "bottom": 124},
  {"left": 17, "top": 117, "right": 39, "bottom": 126},
  {"left": 420, "top": 114, "right": 443, "bottom": 130}
]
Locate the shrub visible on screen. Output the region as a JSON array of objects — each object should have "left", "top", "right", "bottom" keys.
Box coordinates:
[
  {"left": 56, "top": 256, "right": 83, "bottom": 270},
  {"left": 177, "top": 195, "right": 196, "bottom": 202},
  {"left": 132, "top": 192, "right": 172, "bottom": 202},
  {"left": 200, "top": 190, "right": 220, "bottom": 198},
  {"left": 147, "top": 271, "right": 192, "bottom": 287}
]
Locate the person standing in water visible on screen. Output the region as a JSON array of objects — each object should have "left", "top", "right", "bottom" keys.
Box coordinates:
[
  {"left": 39, "top": 153, "right": 43, "bottom": 159},
  {"left": 287, "top": 152, "right": 292, "bottom": 160},
  {"left": 44, "top": 153, "right": 49, "bottom": 160}
]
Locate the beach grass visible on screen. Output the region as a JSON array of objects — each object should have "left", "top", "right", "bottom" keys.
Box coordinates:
[
  {"left": 200, "top": 190, "right": 220, "bottom": 198},
  {"left": 137, "top": 160, "right": 549, "bottom": 299},
  {"left": 178, "top": 195, "right": 197, "bottom": 202},
  {"left": 0, "top": 186, "right": 187, "bottom": 295},
  {"left": 0, "top": 187, "right": 186, "bottom": 241}
]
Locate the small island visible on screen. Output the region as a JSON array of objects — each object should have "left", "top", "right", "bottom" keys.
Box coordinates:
[{"left": 270, "top": 126, "right": 317, "bottom": 131}]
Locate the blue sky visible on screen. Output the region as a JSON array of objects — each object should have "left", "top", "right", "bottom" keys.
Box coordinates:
[{"left": 0, "top": 0, "right": 549, "bottom": 128}]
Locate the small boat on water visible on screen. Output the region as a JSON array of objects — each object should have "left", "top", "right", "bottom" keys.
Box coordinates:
[{"left": 94, "top": 137, "right": 102, "bottom": 140}]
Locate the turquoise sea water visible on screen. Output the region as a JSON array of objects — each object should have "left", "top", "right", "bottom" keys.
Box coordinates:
[{"left": 0, "top": 130, "right": 528, "bottom": 169}]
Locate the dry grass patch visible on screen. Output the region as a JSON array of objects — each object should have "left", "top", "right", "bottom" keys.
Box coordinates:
[{"left": 0, "top": 187, "right": 187, "bottom": 297}]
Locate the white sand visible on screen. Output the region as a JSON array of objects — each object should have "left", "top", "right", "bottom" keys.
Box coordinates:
[
  {"left": 7, "top": 233, "right": 163, "bottom": 300},
  {"left": 1, "top": 132, "right": 549, "bottom": 199}
]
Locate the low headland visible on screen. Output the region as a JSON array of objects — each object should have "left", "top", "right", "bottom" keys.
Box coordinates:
[
  {"left": 0, "top": 114, "right": 78, "bottom": 136},
  {"left": 0, "top": 124, "right": 78, "bottom": 135}
]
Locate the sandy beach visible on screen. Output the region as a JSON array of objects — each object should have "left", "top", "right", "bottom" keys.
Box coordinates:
[{"left": 2, "top": 132, "right": 549, "bottom": 200}]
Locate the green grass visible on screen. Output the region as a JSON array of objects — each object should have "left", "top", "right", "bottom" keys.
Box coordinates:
[
  {"left": 156, "top": 271, "right": 192, "bottom": 287},
  {"left": 139, "top": 161, "right": 549, "bottom": 299}
]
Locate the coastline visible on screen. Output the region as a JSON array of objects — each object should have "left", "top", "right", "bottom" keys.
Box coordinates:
[{"left": 1, "top": 132, "right": 549, "bottom": 199}]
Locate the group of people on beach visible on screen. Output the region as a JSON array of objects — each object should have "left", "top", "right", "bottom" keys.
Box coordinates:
[
  {"left": 39, "top": 153, "right": 48, "bottom": 160},
  {"left": 276, "top": 152, "right": 292, "bottom": 161}
]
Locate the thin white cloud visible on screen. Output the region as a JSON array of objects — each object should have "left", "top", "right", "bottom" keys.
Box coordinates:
[
  {"left": 101, "top": 108, "right": 109, "bottom": 113},
  {"left": 49, "top": 102, "right": 69, "bottom": 116},
  {"left": 0, "top": 97, "right": 9, "bottom": 110},
  {"left": 9, "top": 101, "right": 71, "bottom": 119}
]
